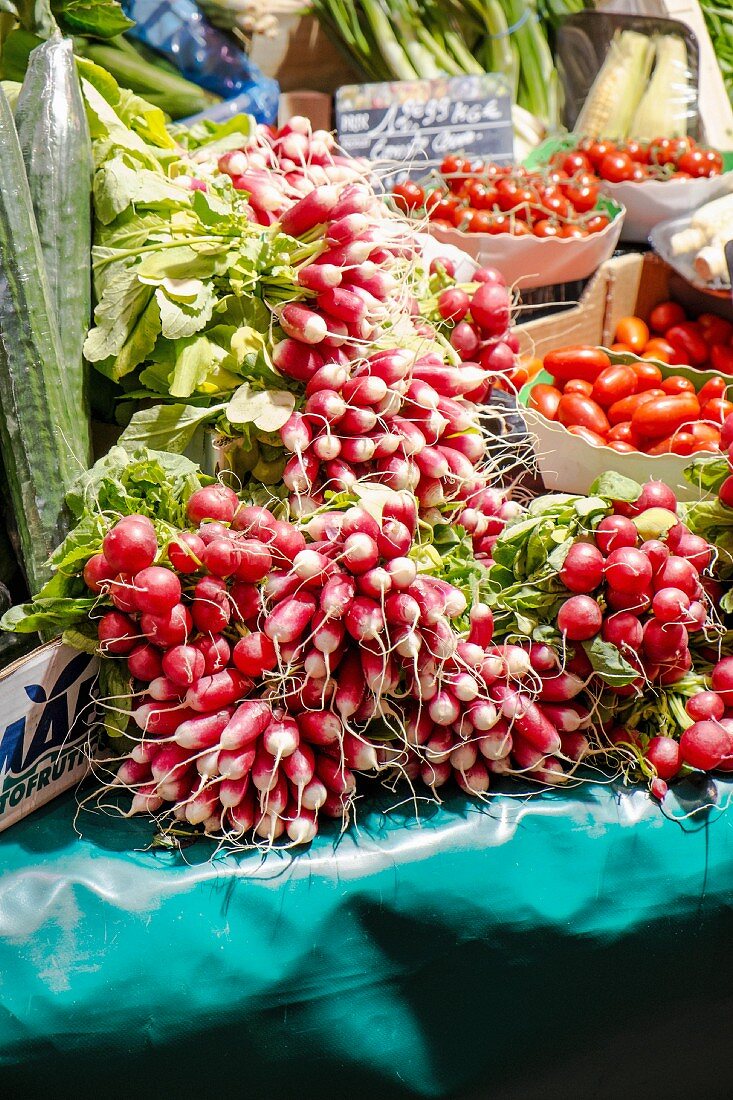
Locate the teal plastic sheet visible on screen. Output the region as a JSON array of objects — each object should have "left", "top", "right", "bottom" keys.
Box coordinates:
[{"left": 1, "top": 780, "right": 732, "bottom": 1099}]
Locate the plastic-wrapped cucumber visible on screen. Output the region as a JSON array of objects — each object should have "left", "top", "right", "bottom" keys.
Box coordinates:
[
  {"left": 15, "top": 32, "right": 93, "bottom": 468},
  {"left": 0, "top": 83, "right": 79, "bottom": 593}
]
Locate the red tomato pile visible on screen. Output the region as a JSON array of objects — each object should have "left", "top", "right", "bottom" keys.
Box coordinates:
[
  {"left": 610, "top": 303, "right": 733, "bottom": 375},
  {"left": 530, "top": 344, "right": 730, "bottom": 455},
  {"left": 391, "top": 155, "right": 612, "bottom": 237},
  {"left": 551, "top": 137, "right": 723, "bottom": 182}
]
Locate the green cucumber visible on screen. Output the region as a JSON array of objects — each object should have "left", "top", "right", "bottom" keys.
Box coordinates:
[
  {"left": 0, "top": 83, "right": 79, "bottom": 594},
  {"left": 15, "top": 32, "right": 93, "bottom": 468}
]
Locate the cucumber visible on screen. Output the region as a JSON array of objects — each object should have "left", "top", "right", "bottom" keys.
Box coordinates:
[
  {"left": 0, "top": 83, "right": 79, "bottom": 594},
  {"left": 15, "top": 32, "right": 93, "bottom": 468}
]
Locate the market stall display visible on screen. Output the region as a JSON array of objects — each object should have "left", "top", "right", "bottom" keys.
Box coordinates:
[{"left": 2, "top": 2, "right": 733, "bottom": 1092}]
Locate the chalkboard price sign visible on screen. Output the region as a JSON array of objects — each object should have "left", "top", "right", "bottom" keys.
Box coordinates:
[{"left": 335, "top": 74, "right": 514, "bottom": 183}]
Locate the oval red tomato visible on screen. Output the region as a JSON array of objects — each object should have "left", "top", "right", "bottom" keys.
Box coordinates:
[
  {"left": 563, "top": 379, "right": 594, "bottom": 396},
  {"left": 557, "top": 394, "right": 610, "bottom": 436},
  {"left": 710, "top": 345, "right": 733, "bottom": 374},
  {"left": 567, "top": 425, "right": 607, "bottom": 447},
  {"left": 592, "top": 364, "right": 637, "bottom": 407},
  {"left": 629, "top": 360, "right": 664, "bottom": 390},
  {"left": 661, "top": 375, "right": 696, "bottom": 396},
  {"left": 630, "top": 393, "right": 701, "bottom": 440},
  {"left": 528, "top": 383, "right": 562, "bottom": 420},
  {"left": 608, "top": 389, "right": 665, "bottom": 426},
  {"left": 697, "top": 376, "right": 727, "bottom": 404},
  {"left": 648, "top": 301, "right": 687, "bottom": 334},
  {"left": 543, "top": 346, "right": 611, "bottom": 385},
  {"left": 665, "top": 323, "right": 709, "bottom": 366}
]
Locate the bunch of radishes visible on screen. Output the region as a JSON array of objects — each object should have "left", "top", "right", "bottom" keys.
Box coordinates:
[
  {"left": 428, "top": 257, "right": 518, "bottom": 381},
  {"left": 216, "top": 117, "right": 370, "bottom": 226},
  {"left": 83, "top": 479, "right": 563, "bottom": 843},
  {"left": 554, "top": 481, "right": 715, "bottom": 689}
]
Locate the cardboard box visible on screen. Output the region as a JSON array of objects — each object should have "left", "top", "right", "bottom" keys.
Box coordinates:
[
  {"left": 516, "top": 251, "right": 733, "bottom": 362},
  {"left": 0, "top": 640, "right": 99, "bottom": 833}
]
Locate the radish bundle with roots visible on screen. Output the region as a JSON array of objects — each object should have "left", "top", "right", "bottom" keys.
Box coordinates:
[{"left": 84, "top": 477, "right": 592, "bottom": 849}]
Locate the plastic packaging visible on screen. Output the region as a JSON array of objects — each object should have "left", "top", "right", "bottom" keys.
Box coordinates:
[
  {"left": 120, "top": 0, "right": 279, "bottom": 123},
  {"left": 557, "top": 11, "right": 700, "bottom": 142},
  {"left": 651, "top": 211, "right": 733, "bottom": 294}
]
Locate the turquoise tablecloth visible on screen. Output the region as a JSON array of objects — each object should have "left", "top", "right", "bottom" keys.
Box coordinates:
[{"left": 1, "top": 779, "right": 732, "bottom": 1099}]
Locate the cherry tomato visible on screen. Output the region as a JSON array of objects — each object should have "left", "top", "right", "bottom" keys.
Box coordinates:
[
  {"left": 511, "top": 220, "right": 532, "bottom": 237},
  {"left": 647, "top": 431, "right": 696, "bottom": 456},
  {"left": 648, "top": 301, "right": 686, "bottom": 334},
  {"left": 563, "top": 183, "right": 598, "bottom": 213},
  {"left": 608, "top": 389, "right": 665, "bottom": 426},
  {"left": 485, "top": 214, "right": 512, "bottom": 234},
  {"left": 661, "top": 375, "right": 696, "bottom": 396},
  {"left": 697, "top": 376, "right": 728, "bottom": 404},
  {"left": 703, "top": 149, "right": 723, "bottom": 175},
  {"left": 559, "top": 224, "right": 589, "bottom": 238},
  {"left": 392, "top": 181, "right": 425, "bottom": 211},
  {"left": 441, "top": 154, "right": 468, "bottom": 175},
  {"left": 533, "top": 219, "right": 560, "bottom": 238},
  {"left": 614, "top": 316, "right": 649, "bottom": 353},
  {"left": 592, "top": 364, "right": 637, "bottom": 407},
  {"left": 629, "top": 360, "right": 664, "bottom": 390},
  {"left": 528, "top": 383, "right": 562, "bottom": 420},
  {"left": 608, "top": 440, "right": 636, "bottom": 453},
  {"left": 691, "top": 422, "right": 722, "bottom": 446},
  {"left": 542, "top": 193, "right": 571, "bottom": 220},
  {"left": 698, "top": 314, "right": 733, "bottom": 346},
  {"left": 609, "top": 342, "right": 633, "bottom": 354},
  {"left": 563, "top": 379, "right": 594, "bottom": 395},
  {"left": 631, "top": 393, "right": 701, "bottom": 440},
  {"left": 543, "top": 346, "right": 611, "bottom": 385},
  {"left": 585, "top": 214, "right": 610, "bottom": 233},
  {"left": 641, "top": 338, "right": 675, "bottom": 364},
  {"left": 465, "top": 209, "right": 493, "bottom": 233},
  {"left": 586, "top": 141, "right": 614, "bottom": 169},
  {"left": 711, "top": 344, "right": 733, "bottom": 374},
  {"left": 677, "top": 148, "right": 710, "bottom": 178},
  {"left": 702, "top": 397, "right": 733, "bottom": 424},
  {"left": 599, "top": 152, "right": 634, "bottom": 182},
  {"left": 567, "top": 425, "right": 607, "bottom": 447},
  {"left": 630, "top": 164, "right": 650, "bottom": 182},
  {"left": 557, "top": 394, "right": 610, "bottom": 436},
  {"left": 607, "top": 421, "right": 634, "bottom": 444},
  {"left": 626, "top": 141, "right": 649, "bottom": 164},
  {"left": 429, "top": 199, "right": 458, "bottom": 223},
  {"left": 665, "top": 322, "right": 709, "bottom": 366},
  {"left": 561, "top": 152, "right": 592, "bottom": 175},
  {"left": 496, "top": 178, "right": 520, "bottom": 211},
  {"left": 425, "top": 189, "right": 446, "bottom": 212}
]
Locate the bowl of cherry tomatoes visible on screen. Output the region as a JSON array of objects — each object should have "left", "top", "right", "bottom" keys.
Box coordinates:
[
  {"left": 539, "top": 137, "right": 733, "bottom": 243},
  {"left": 390, "top": 155, "right": 625, "bottom": 290},
  {"left": 519, "top": 340, "right": 731, "bottom": 498}
]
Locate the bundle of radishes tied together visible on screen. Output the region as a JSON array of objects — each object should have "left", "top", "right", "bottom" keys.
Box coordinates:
[{"left": 56, "top": 474, "right": 571, "bottom": 847}]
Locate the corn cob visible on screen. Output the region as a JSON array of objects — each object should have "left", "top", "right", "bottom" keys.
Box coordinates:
[
  {"left": 633, "top": 34, "right": 691, "bottom": 140},
  {"left": 574, "top": 30, "right": 654, "bottom": 141}
]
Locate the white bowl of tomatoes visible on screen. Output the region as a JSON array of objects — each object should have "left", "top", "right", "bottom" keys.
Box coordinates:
[
  {"left": 390, "top": 155, "right": 625, "bottom": 290},
  {"left": 543, "top": 138, "right": 733, "bottom": 244}
]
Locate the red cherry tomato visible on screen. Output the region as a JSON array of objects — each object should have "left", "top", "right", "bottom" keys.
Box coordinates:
[
  {"left": 559, "top": 224, "right": 589, "bottom": 238},
  {"left": 629, "top": 360, "right": 664, "bottom": 390},
  {"left": 563, "top": 379, "right": 594, "bottom": 396},
  {"left": 586, "top": 141, "right": 615, "bottom": 169},
  {"left": 691, "top": 422, "right": 722, "bottom": 446},
  {"left": 528, "top": 383, "right": 562, "bottom": 420},
  {"left": 607, "top": 421, "right": 634, "bottom": 444},
  {"left": 702, "top": 397, "right": 733, "bottom": 424},
  {"left": 561, "top": 152, "right": 592, "bottom": 175},
  {"left": 585, "top": 214, "right": 610, "bottom": 233},
  {"left": 677, "top": 148, "right": 710, "bottom": 178},
  {"left": 567, "top": 425, "right": 608, "bottom": 446},
  {"left": 465, "top": 209, "right": 493, "bottom": 233},
  {"left": 665, "top": 323, "right": 710, "bottom": 366},
  {"left": 608, "top": 440, "right": 636, "bottom": 453},
  {"left": 592, "top": 364, "right": 637, "bottom": 407},
  {"left": 647, "top": 431, "right": 696, "bottom": 456},
  {"left": 698, "top": 314, "right": 733, "bottom": 346},
  {"left": 562, "top": 183, "right": 598, "bottom": 213},
  {"left": 648, "top": 301, "right": 687, "bottom": 334},
  {"left": 391, "top": 181, "right": 425, "bottom": 211},
  {"left": 599, "top": 152, "right": 634, "bottom": 182},
  {"left": 557, "top": 394, "right": 610, "bottom": 436},
  {"left": 697, "top": 376, "right": 727, "bottom": 404},
  {"left": 533, "top": 219, "right": 560, "bottom": 238},
  {"left": 711, "top": 344, "right": 733, "bottom": 374},
  {"left": 543, "top": 346, "right": 611, "bottom": 385},
  {"left": 661, "top": 375, "right": 696, "bottom": 396}
]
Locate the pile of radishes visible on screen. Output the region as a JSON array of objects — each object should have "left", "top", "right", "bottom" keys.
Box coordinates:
[
  {"left": 428, "top": 258, "right": 518, "bottom": 381},
  {"left": 85, "top": 480, "right": 585, "bottom": 845}
]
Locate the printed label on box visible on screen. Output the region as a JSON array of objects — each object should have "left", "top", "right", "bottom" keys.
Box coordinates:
[
  {"left": 0, "top": 642, "right": 99, "bottom": 832},
  {"left": 335, "top": 74, "right": 513, "bottom": 184}
]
